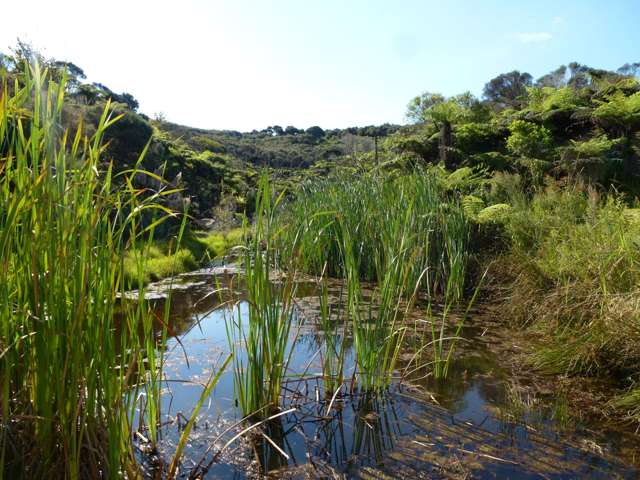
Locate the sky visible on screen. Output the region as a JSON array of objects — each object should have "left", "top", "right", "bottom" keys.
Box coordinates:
[{"left": 1, "top": 0, "right": 639, "bottom": 131}]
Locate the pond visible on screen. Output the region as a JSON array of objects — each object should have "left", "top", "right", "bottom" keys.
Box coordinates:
[{"left": 134, "top": 266, "right": 640, "bottom": 479}]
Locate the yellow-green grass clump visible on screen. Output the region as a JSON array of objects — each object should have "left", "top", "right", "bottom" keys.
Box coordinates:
[{"left": 123, "top": 228, "right": 244, "bottom": 285}]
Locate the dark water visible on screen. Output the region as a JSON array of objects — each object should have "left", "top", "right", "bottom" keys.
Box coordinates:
[{"left": 137, "top": 267, "right": 640, "bottom": 479}]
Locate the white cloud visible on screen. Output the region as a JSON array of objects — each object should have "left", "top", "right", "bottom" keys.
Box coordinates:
[{"left": 515, "top": 32, "right": 553, "bottom": 43}]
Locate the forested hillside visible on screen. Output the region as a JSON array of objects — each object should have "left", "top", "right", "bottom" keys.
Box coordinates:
[
  {"left": 1, "top": 41, "right": 399, "bottom": 221},
  {"left": 5, "top": 42, "right": 637, "bottom": 216},
  {"left": 388, "top": 63, "right": 640, "bottom": 195}
]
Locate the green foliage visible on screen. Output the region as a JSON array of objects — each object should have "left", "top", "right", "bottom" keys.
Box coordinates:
[
  {"left": 0, "top": 65, "right": 177, "bottom": 477},
  {"left": 123, "top": 228, "right": 243, "bottom": 285},
  {"left": 455, "top": 122, "right": 503, "bottom": 154},
  {"left": 506, "top": 120, "right": 553, "bottom": 158},
  {"left": 527, "top": 86, "right": 584, "bottom": 114},
  {"left": 467, "top": 151, "right": 512, "bottom": 170},
  {"left": 461, "top": 195, "right": 485, "bottom": 218},
  {"left": 569, "top": 134, "right": 620, "bottom": 158},
  {"left": 592, "top": 91, "right": 640, "bottom": 129},
  {"left": 442, "top": 166, "right": 487, "bottom": 195},
  {"left": 487, "top": 172, "right": 525, "bottom": 204},
  {"left": 407, "top": 91, "right": 486, "bottom": 126},
  {"left": 278, "top": 168, "right": 472, "bottom": 302},
  {"left": 403, "top": 62, "right": 640, "bottom": 192},
  {"left": 406, "top": 92, "right": 446, "bottom": 122},
  {"left": 483, "top": 70, "right": 533, "bottom": 109},
  {"left": 226, "top": 175, "right": 299, "bottom": 418},
  {"left": 98, "top": 103, "right": 152, "bottom": 161},
  {"left": 494, "top": 184, "right": 640, "bottom": 391},
  {"left": 476, "top": 203, "right": 512, "bottom": 224},
  {"left": 192, "top": 135, "right": 226, "bottom": 152}
]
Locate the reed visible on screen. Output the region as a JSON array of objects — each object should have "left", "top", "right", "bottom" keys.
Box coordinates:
[
  {"left": 0, "top": 64, "right": 185, "bottom": 478},
  {"left": 317, "top": 273, "right": 347, "bottom": 396},
  {"left": 341, "top": 204, "right": 409, "bottom": 392},
  {"left": 278, "top": 168, "right": 472, "bottom": 302},
  {"left": 225, "top": 174, "right": 300, "bottom": 418},
  {"left": 279, "top": 169, "right": 473, "bottom": 391}
]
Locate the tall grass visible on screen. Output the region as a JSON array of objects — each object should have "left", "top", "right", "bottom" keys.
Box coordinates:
[
  {"left": 0, "top": 65, "right": 180, "bottom": 478},
  {"left": 279, "top": 169, "right": 474, "bottom": 392},
  {"left": 226, "top": 174, "right": 300, "bottom": 418},
  {"left": 490, "top": 181, "right": 640, "bottom": 417},
  {"left": 317, "top": 275, "right": 347, "bottom": 397},
  {"left": 278, "top": 168, "right": 471, "bottom": 303},
  {"left": 340, "top": 204, "right": 409, "bottom": 392}
]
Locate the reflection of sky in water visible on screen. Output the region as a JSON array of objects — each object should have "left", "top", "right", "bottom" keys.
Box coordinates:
[{"left": 147, "top": 275, "right": 639, "bottom": 479}]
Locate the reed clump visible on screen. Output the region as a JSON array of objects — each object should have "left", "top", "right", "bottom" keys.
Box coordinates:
[
  {"left": 278, "top": 168, "right": 472, "bottom": 303},
  {"left": 0, "top": 65, "right": 181, "bottom": 478},
  {"left": 226, "top": 175, "right": 300, "bottom": 418},
  {"left": 275, "top": 168, "right": 475, "bottom": 393}
]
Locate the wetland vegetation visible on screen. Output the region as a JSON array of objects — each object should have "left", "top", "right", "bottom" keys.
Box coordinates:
[{"left": 1, "top": 38, "right": 640, "bottom": 479}]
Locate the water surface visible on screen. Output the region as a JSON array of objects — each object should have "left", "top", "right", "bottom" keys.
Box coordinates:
[{"left": 138, "top": 267, "right": 640, "bottom": 479}]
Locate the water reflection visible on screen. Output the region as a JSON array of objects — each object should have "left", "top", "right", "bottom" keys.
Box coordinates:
[{"left": 136, "top": 268, "right": 639, "bottom": 479}]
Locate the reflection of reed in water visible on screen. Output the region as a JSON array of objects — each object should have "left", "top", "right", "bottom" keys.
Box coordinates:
[
  {"left": 250, "top": 417, "right": 290, "bottom": 474},
  {"left": 349, "top": 394, "right": 404, "bottom": 465},
  {"left": 285, "top": 389, "right": 404, "bottom": 470}
]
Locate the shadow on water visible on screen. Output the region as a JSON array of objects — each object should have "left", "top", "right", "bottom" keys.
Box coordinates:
[{"left": 134, "top": 267, "right": 640, "bottom": 479}]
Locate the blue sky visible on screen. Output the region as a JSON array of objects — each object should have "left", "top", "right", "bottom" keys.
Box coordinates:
[{"left": 1, "top": 1, "right": 638, "bottom": 130}]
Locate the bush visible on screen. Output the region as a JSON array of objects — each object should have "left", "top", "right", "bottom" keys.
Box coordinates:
[
  {"left": 455, "top": 122, "right": 503, "bottom": 154},
  {"left": 506, "top": 120, "right": 553, "bottom": 159}
]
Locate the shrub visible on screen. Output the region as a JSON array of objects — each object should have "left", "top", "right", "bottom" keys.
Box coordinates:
[
  {"left": 506, "top": 120, "right": 553, "bottom": 159},
  {"left": 476, "top": 203, "right": 512, "bottom": 224},
  {"left": 455, "top": 121, "right": 503, "bottom": 154}
]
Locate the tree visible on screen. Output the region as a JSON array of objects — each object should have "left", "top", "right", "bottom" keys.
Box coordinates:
[
  {"left": 506, "top": 120, "right": 553, "bottom": 158},
  {"left": 87, "top": 82, "right": 139, "bottom": 111},
  {"left": 9, "top": 39, "right": 47, "bottom": 72},
  {"left": 618, "top": 62, "right": 640, "bottom": 78},
  {"left": 360, "top": 126, "right": 389, "bottom": 164},
  {"left": 118, "top": 92, "right": 139, "bottom": 111},
  {"left": 405, "top": 92, "right": 470, "bottom": 169},
  {"left": 483, "top": 70, "right": 533, "bottom": 109},
  {"left": 536, "top": 65, "right": 568, "bottom": 88},
  {"left": 565, "top": 62, "right": 626, "bottom": 88},
  {"left": 305, "top": 125, "right": 325, "bottom": 140},
  {"left": 76, "top": 83, "right": 101, "bottom": 105},
  {"left": 506, "top": 120, "right": 554, "bottom": 183},
  {"left": 50, "top": 61, "right": 86, "bottom": 93},
  {"left": 406, "top": 92, "right": 446, "bottom": 123}
]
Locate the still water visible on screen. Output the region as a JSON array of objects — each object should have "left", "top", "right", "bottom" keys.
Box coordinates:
[{"left": 136, "top": 267, "right": 640, "bottom": 479}]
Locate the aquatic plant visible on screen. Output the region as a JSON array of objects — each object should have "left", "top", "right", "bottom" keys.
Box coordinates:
[
  {"left": 278, "top": 168, "right": 474, "bottom": 391},
  {"left": 0, "top": 64, "right": 186, "bottom": 477},
  {"left": 317, "top": 274, "right": 348, "bottom": 397},
  {"left": 226, "top": 174, "right": 300, "bottom": 418},
  {"left": 278, "top": 167, "right": 472, "bottom": 303}
]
